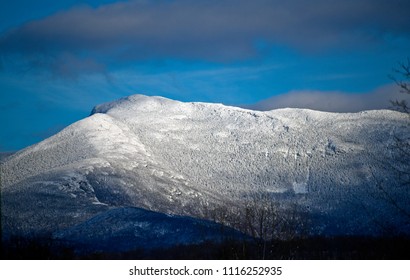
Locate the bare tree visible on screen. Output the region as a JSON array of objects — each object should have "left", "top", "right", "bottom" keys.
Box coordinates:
[
  {"left": 389, "top": 58, "right": 410, "bottom": 187},
  {"left": 355, "top": 59, "right": 410, "bottom": 235},
  {"left": 373, "top": 59, "right": 410, "bottom": 229},
  {"left": 390, "top": 58, "right": 410, "bottom": 113}
]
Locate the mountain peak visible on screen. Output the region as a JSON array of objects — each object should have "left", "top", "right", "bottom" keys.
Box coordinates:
[
  {"left": 90, "top": 94, "right": 180, "bottom": 116},
  {"left": 2, "top": 94, "right": 410, "bottom": 244}
]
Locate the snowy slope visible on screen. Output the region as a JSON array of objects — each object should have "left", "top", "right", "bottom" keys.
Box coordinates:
[{"left": 1, "top": 94, "right": 409, "bottom": 243}]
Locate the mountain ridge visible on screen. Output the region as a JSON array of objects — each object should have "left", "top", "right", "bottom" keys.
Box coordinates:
[{"left": 2, "top": 94, "right": 409, "bottom": 247}]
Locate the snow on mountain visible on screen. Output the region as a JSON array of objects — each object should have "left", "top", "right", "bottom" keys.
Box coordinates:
[{"left": 1, "top": 94, "right": 409, "bottom": 244}]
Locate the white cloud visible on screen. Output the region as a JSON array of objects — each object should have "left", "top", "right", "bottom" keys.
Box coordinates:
[{"left": 247, "top": 84, "right": 410, "bottom": 112}]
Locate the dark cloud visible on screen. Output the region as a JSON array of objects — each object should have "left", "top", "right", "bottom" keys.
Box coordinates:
[
  {"left": 0, "top": 0, "right": 409, "bottom": 77},
  {"left": 49, "top": 53, "right": 107, "bottom": 79},
  {"left": 247, "top": 84, "right": 410, "bottom": 113}
]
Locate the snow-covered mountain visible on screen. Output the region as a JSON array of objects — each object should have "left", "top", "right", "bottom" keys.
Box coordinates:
[{"left": 1, "top": 94, "right": 409, "bottom": 249}]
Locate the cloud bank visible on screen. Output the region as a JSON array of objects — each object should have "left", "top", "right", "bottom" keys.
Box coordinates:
[
  {"left": 1, "top": 0, "right": 409, "bottom": 77},
  {"left": 247, "top": 84, "right": 410, "bottom": 113}
]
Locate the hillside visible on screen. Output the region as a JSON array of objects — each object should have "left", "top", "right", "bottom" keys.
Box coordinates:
[{"left": 1, "top": 94, "right": 409, "bottom": 252}]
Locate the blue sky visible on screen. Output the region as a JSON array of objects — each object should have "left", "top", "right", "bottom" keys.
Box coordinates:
[{"left": 1, "top": 0, "right": 410, "bottom": 151}]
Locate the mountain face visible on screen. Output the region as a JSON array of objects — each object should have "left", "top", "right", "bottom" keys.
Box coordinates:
[{"left": 1, "top": 95, "right": 409, "bottom": 249}]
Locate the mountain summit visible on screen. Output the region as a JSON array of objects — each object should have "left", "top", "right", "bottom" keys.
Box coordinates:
[{"left": 1, "top": 94, "right": 409, "bottom": 252}]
